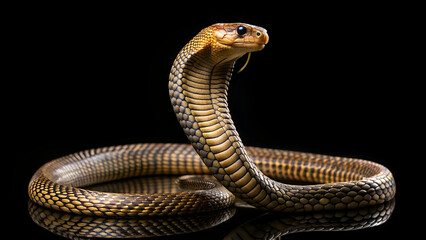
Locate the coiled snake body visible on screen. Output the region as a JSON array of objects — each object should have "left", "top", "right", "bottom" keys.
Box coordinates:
[{"left": 28, "top": 23, "right": 396, "bottom": 217}]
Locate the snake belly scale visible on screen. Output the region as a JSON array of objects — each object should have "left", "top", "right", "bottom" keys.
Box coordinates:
[{"left": 28, "top": 23, "right": 396, "bottom": 217}]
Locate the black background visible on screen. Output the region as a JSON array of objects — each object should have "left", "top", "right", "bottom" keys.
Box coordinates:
[{"left": 9, "top": 2, "right": 420, "bottom": 239}]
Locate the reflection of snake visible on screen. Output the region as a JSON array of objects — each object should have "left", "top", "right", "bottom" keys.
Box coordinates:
[
  {"left": 28, "top": 201, "right": 236, "bottom": 239},
  {"left": 224, "top": 199, "right": 395, "bottom": 240},
  {"left": 28, "top": 23, "right": 396, "bottom": 217},
  {"left": 28, "top": 176, "right": 395, "bottom": 239}
]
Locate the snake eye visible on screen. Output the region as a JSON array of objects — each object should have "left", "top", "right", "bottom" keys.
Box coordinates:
[{"left": 237, "top": 26, "right": 247, "bottom": 35}]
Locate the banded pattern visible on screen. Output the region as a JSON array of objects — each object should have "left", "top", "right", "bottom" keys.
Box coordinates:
[
  {"left": 29, "top": 23, "right": 396, "bottom": 217},
  {"left": 168, "top": 23, "right": 395, "bottom": 212},
  {"left": 28, "top": 142, "right": 394, "bottom": 216},
  {"left": 28, "top": 144, "right": 233, "bottom": 217}
]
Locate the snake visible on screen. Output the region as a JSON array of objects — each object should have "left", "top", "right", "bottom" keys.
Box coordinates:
[{"left": 28, "top": 23, "right": 396, "bottom": 217}]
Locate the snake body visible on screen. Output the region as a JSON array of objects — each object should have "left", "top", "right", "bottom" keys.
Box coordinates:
[
  {"left": 28, "top": 23, "right": 396, "bottom": 217},
  {"left": 29, "top": 182, "right": 395, "bottom": 239}
]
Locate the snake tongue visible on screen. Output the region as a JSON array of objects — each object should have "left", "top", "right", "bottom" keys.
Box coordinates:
[{"left": 238, "top": 52, "right": 251, "bottom": 73}]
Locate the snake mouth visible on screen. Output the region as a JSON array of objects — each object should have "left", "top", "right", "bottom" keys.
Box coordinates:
[{"left": 231, "top": 42, "right": 266, "bottom": 51}]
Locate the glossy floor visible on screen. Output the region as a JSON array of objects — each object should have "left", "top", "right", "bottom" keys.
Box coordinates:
[{"left": 28, "top": 176, "right": 395, "bottom": 239}]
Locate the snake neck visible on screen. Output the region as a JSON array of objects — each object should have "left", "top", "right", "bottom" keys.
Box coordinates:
[
  {"left": 168, "top": 41, "right": 238, "bottom": 153},
  {"left": 168, "top": 33, "right": 275, "bottom": 207}
]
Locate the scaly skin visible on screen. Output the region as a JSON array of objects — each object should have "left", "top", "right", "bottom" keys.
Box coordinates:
[
  {"left": 168, "top": 23, "right": 395, "bottom": 212},
  {"left": 28, "top": 23, "right": 396, "bottom": 218}
]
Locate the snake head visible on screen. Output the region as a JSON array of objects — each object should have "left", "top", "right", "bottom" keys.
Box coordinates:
[
  {"left": 213, "top": 23, "right": 269, "bottom": 50},
  {"left": 209, "top": 23, "right": 269, "bottom": 60}
]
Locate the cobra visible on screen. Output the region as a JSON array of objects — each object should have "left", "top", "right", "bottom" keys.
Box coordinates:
[{"left": 28, "top": 23, "right": 396, "bottom": 217}]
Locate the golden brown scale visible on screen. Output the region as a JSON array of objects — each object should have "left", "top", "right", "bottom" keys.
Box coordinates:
[
  {"left": 169, "top": 22, "right": 395, "bottom": 212},
  {"left": 29, "top": 23, "right": 396, "bottom": 218},
  {"left": 29, "top": 187, "right": 395, "bottom": 239}
]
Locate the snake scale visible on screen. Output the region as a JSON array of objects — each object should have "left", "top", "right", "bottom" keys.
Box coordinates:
[
  {"left": 29, "top": 186, "right": 395, "bottom": 239},
  {"left": 28, "top": 23, "right": 396, "bottom": 217}
]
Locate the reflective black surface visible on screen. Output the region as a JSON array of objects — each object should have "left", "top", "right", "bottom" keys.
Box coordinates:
[
  {"left": 29, "top": 200, "right": 395, "bottom": 239},
  {"left": 26, "top": 176, "right": 395, "bottom": 239}
]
